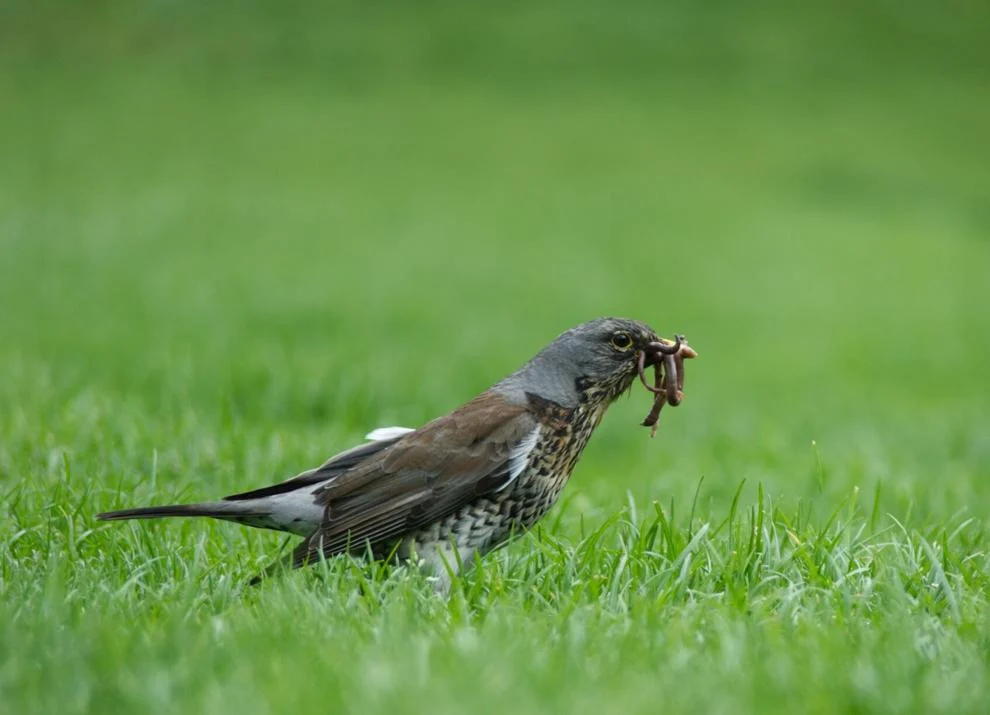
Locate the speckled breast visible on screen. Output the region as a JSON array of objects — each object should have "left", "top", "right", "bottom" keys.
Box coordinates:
[{"left": 503, "top": 390, "right": 609, "bottom": 529}]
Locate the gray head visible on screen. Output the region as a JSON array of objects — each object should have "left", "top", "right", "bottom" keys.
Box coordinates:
[{"left": 496, "top": 317, "right": 664, "bottom": 408}]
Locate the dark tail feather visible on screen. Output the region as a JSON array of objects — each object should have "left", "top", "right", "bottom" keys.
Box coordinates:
[
  {"left": 99, "top": 503, "right": 312, "bottom": 586},
  {"left": 97, "top": 502, "right": 247, "bottom": 522}
]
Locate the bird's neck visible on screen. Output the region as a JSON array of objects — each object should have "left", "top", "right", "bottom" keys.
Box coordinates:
[{"left": 495, "top": 351, "right": 583, "bottom": 409}]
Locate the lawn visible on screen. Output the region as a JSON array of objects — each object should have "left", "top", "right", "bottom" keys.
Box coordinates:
[{"left": 2, "top": 2, "right": 989, "bottom": 713}]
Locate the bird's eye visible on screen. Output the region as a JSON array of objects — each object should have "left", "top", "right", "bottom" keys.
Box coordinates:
[{"left": 610, "top": 332, "right": 633, "bottom": 351}]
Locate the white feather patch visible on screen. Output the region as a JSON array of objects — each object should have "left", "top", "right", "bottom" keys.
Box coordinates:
[
  {"left": 500, "top": 425, "right": 541, "bottom": 491},
  {"left": 365, "top": 426, "right": 416, "bottom": 441},
  {"left": 241, "top": 488, "right": 326, "bottom": 536}
]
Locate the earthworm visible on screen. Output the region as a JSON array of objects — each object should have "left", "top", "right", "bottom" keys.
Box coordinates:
[{"left": 638, "top": 335, "right": 694, "bottom": 437}]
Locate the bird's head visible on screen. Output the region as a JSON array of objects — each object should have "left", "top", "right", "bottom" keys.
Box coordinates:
[{"left": 498, "top": 317, "right": 697, "bottom": 431}]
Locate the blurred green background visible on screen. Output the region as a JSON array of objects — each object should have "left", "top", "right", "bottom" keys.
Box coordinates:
[
  {"left": 2, "top": 1, "right": 989, "bottom": 713},
  {"left": 3, "top": 0, "right": 987, "bottom": 510}
]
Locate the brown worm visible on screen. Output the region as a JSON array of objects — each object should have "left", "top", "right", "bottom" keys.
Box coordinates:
[
  {"left": 638, "top": 335, "right": 694, "bottom": 437},
  {"left": 640, "top": 361, "right": 667, "bottom": 437}
]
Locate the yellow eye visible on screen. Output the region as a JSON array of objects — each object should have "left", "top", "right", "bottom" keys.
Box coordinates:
[{"left": 610, "top": 332, "right": 633, "bottom": 351}]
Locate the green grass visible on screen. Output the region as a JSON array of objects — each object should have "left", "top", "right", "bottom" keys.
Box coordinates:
[{"left": 2, "top": 1, "right": 990, "bottom": 713}]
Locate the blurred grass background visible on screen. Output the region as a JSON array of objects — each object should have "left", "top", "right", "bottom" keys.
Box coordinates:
[{"left": 2, "top": 1, "right": 989, "bottom": 713}]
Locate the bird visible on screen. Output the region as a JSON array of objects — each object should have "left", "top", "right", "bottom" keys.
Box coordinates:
[{"left": 97, "top": 317, "right": 697, "bottom": 590}]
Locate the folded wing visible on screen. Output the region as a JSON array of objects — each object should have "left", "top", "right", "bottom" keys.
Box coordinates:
[{"left": 289, "top": 390, "right": 536, "bottom": 569}]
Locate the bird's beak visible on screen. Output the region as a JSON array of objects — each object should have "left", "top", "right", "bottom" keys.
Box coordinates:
[{"left": 647, "top": 336, "right": 698, "bottom": 359}]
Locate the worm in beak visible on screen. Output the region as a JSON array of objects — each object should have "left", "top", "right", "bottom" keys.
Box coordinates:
[{"left": 637, "top": 335, "right": 697, "bottom": 437}]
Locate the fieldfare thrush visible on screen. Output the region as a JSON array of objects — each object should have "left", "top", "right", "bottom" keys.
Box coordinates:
[{"left": 98, "top": 317, "right": 697, "bottom": 589}]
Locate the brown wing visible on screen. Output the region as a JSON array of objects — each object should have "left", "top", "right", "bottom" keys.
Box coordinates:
[
  {"left": 222, "top": 432, "right": 409, "bottom": 502},
  {"left": 289, "top": 390, "right": 535, "bottom": 569}
]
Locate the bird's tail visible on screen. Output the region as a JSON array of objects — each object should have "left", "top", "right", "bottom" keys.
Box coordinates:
[{"left": 97, "top": 501, "right": 262, "bottom": 525}]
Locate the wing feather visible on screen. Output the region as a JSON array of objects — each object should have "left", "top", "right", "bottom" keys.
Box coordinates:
[
  {"left": 224, "top": 431, "right": 411, "bottom": 502},
  {"left": 292, "top": 390, "right": 535, "bottom": 568}
]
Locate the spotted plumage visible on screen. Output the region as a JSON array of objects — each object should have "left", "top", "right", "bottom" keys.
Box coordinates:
[{"left": 97, "top": 317, "right": 696, "bottom": 590}]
